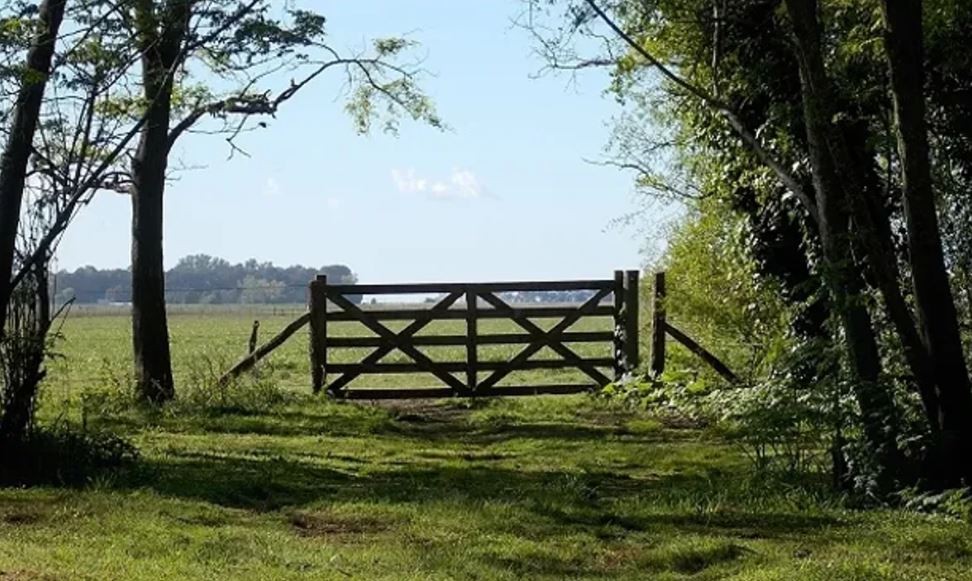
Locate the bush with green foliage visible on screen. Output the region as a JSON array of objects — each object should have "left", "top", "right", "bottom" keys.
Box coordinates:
[{"left": 654, "top": 199, "right": 796, "bottom": 385}]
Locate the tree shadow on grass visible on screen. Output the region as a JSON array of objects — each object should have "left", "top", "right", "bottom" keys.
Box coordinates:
[
  {"left": 383, "top": 420, "right": 676, "bottom": 445},
  {"left": 106, "top": 406, "right": 680, "bottom": 447},
  {"left": 122, "top": 446, "right": 844, "bottom": 545},
  {"left": 89, "top": 392, "right": 680, "bottom": 444},
  {"left": 531, "top": 503, "right": 842, "bottom": 541},
  {"left": 127, "top": 449, "right": 616, "bottom": 511},
  {"left": 477, "top": 551, "right": 610, "bottom": 579},
  {"left": 475, "top": 540, "right": 756, "bottom": 579},
  {"left": 89, "top": 407, "right": 392, "bottom": 440}
]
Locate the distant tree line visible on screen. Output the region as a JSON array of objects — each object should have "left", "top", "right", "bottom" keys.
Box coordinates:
[{"left": 53, "top": 255, "right": 358, "bottom": 305}]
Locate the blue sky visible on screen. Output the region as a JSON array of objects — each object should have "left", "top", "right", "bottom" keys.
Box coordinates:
[{"left": 54, "top": 1, "right": 657, "bottom": 284}]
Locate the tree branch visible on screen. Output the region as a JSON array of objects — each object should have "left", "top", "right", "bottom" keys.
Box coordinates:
[
  {"left": 167, "top": 56, "right": 414, "bottom": 149},
  {"left": 584, "top": 0, "right": 819, "bottom": 225}
]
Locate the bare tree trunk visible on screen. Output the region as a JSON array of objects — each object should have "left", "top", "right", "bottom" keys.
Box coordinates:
[
  {"left": 130, "top": 1, "right": 189, "bottom": 404},
  {"left": 880, "top": 0, "right": 972, "bottom": 485},
  {"left": 0, "top": 0, "right": 67, "bottom": 335},
  {"left": 784, "top": 0, "right": 904, "bottom": 487}
]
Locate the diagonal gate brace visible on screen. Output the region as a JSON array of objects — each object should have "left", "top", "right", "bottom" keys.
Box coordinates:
[
  {"left": 476, "top": 288, "right": 613, "bottom": 391},
  {"left": 326, "top": 292, "right": 468, "bottom": 394}
]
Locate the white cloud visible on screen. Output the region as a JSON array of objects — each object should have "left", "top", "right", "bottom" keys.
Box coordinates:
[
  {"left": 391, "top": 168, "right": 427, "bottom": 194},
  {"left": 447, "top": 169, "right": 482, "bottom": 199},
  {"left": 391, "top": 167, "right": 486, "bottom": 200}
]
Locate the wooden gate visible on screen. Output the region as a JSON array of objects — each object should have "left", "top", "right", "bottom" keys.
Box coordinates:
[{"left": 308, "top": 271, "right": 640, "bottom": 400}]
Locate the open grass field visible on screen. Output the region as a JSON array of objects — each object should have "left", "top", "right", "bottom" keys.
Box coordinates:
[
  {"left": 2, "top": 308, "right": 971, "bottom": 580},
  {"left": 44, "top": 304, "right": 621, "bottom": 402}
]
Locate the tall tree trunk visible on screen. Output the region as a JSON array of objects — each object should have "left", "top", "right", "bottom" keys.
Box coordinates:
[
  {"left": 0, "top": 0, "right": 67, "bottom": 335},
  {"left": 130, "top": 1, "right": 188, "bottom": 403},
  {"left": 130, "top": 99, "right": 174, "bottom": 403},
  {"left": 784, "top": 0, "right": 904, "bottom": 488},
  {"left": 845, "top": 125, "right": 942, "bottom": 435},
  {"left": 880, "top": 0, "right": 972, "bottom": 485}
]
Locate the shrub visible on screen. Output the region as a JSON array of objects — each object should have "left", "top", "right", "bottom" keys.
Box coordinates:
[
  {"left": 603, "top": 352, "right": 836, "bottom": 481},
  {"left": 599, "top": 370, "right": 716, "bottom": 424},
  {"left": 712, "top": 379, "right": 832, "bottom": 478},
  {"left": 902, "top": 487, "right": 972, "bottom": 522},
  {"left": 0, "top": 424, "right": 138, "bottom": 486}
]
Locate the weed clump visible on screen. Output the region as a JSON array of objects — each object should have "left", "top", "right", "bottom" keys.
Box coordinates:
[
  {"left": 173, "top": 352, "right": 292, "bottom": 415},
  {"left": 87, "top": 351, "right": 294, "bottom": 419}
]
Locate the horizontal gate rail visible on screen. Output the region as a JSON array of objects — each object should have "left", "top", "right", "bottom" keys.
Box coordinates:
[
  {"left": 341, "top": 384, "right": 594, "bottom": 400},
  {"left": 326, "top": 359, "right": 616, "bottom": 374},
  {"left": 327, "top": 305, "right": 615, "bottom": 321},
  {"left": 327, "top": 331, "right": 615, "bottom": 348},
  {"left": 309, "top": 272, "right": 640, "bottom": 400},
  {"left": 325, "top": 279, "right": 615, "bottom": 295}
]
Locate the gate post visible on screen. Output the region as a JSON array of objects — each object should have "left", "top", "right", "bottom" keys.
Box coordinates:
[
  {"left": 613, "top": 270, "right": 625, "bottom": 381},
  {"left": 466, "top": 289, "right": 478, "bottom": 394},
  {"left": 624, "top": 270, "right": 640, "bottom": 373},
  {"left": 309, "top": 275, "right": 328, "bottom": 394},
  {"left": 650, "top": 271, "right": 666, "bottom": 377},
  {"left": 614, "top": 269, "right": 641, "bottom": 379}
]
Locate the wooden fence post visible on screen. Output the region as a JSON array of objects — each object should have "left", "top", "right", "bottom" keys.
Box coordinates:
[
  {"left": 650, "top": 271, "right": 666, "bottom": 377},
  {"left": 309, "top": 275, "right": 328, "bottom": 394},
  {"left": 248, "top": 320, "right": 260, "bottom": 355},
  {"left": 624, "top": 270, "right": 640, "bottom": 373},
  {"left": 613, "top": 270, "right": 625, "bottom": 381},
  {"left": 218, "top": 314, "right": 310, "bottom": 387},
  {"left": 466, "top": 290, "right": 478, "bottom": 393}
]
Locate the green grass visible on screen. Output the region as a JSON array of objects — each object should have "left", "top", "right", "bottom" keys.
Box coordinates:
[{"left": 2, "top": 309, "right": 971, "bottom": 580}]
